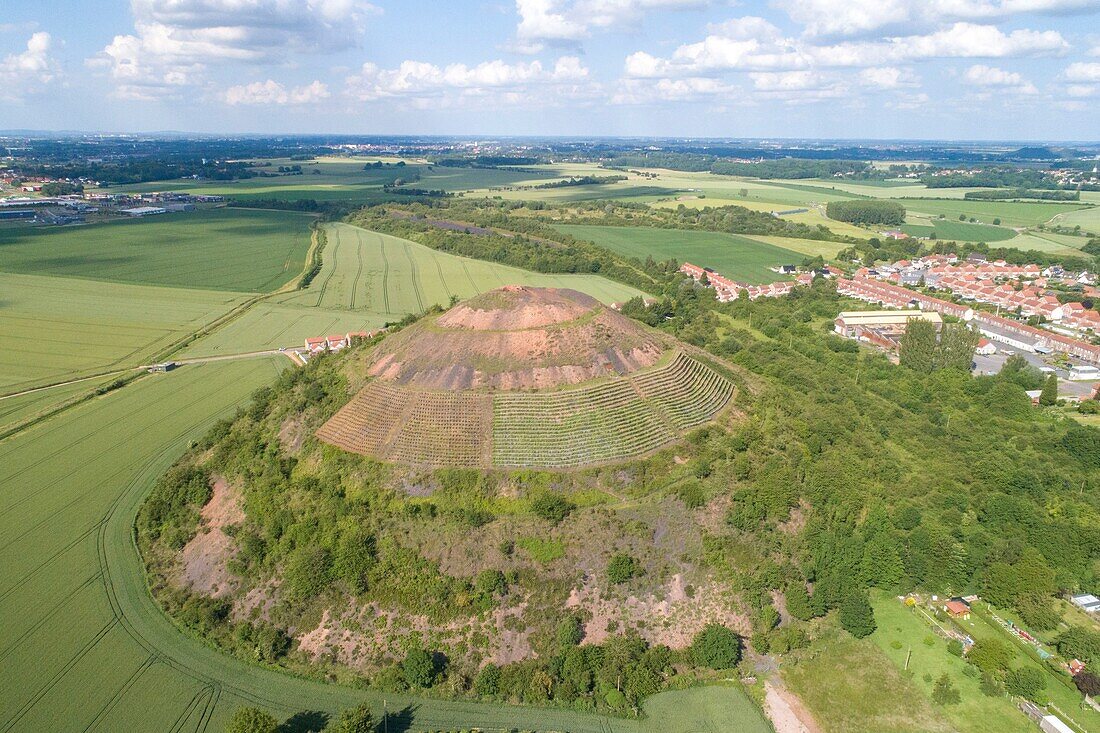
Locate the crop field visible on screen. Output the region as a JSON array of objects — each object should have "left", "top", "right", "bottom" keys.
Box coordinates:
[
  {"left": 897, "top": 199, "right": 1089, "bottom": 228},
  {"left": 0, "top": 271, "right": 249, "bottom": 394},
  {"left": 744, "top": 235, "right": 849, "bottom": 258},
  {"left": 557, "top": 224, "right": 804, "bottom": 283},
  {"left": 0, "top": 208, "right": 314, "bottom": 292},
  {"left": 182, "top": 223, "right": 644, "bottom": 356},
  {"left": 0, "top": 358, "right": 678, "bottom": 732},
  {"left": 0, "top": 376, "right": 116, "bottom": 435},
  {"left": 900, "top": 219, "right": 1018, "bottom": 242},
  {"left": 639, "top": 685, "right": 771, "bottom": 733}
]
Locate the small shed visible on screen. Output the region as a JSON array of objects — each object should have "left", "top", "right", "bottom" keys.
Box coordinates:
[{"left": 944, "top": 600, "right": 971, "bottom": 619}]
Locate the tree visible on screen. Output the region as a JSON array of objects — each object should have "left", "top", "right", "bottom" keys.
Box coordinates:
[
  {"left": 691, "top": 624, "right": 742, "bottom": 669},
  {"left": 936, "top": 323, "right": 980, "bottom": 371},
  {"left": 226, "top": 707, "right": 278, "bottom": 733},
  {"left": 899, "top": 319, "right": 937, "bottom": 374},
  {"left": 474, "top": 663, "right": 502, "bottom": 697},
  {"left": 607, "top": 553, "right": 642, "bottom": 584},
  {"left": 862, "top": 532, "right": 904, "bottom": 588},
  {"left": 1039, "top": 373, "right": 1058, "bottom": 406},
  {"left": 529, "top": 493, "right": 575, "bottom": 524},
  {"left": 967, "top": 638, "right": 1013, "bottom": 677},
  {"left": 785, "top": 583, "right": 815, "bottom": 621},
  {"left": 1005, "top": 667, "right": 1046, "bottom": 702},
  {"left": 932, "top": 673, "right": 961, "bottom": 705},
  {"left": 557, "top": 614, "right": 584, "bottom": 648},
  {"left": 402, "top": 648, "right": 437, "bottom": 688},
  {"left": 326, "top": 704, "right": 376, "bottom": 733},
  {"left": 1075, "top": 671, "right": 1100, "bottom": 697},
  {"left": 838, "top": 588, "right": 877, "bottom": 638}
]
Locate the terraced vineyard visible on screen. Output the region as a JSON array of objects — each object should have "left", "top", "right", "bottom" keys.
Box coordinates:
[{"left": 321, "top": 349, "right": 733, "bottom": 469}]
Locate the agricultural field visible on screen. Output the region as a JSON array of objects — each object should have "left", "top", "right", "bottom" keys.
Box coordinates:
[
  {"left": 556, "top": 224, "right": 804, "bottom": 283},
  {"left": 639, "top": 685, "right": 772, "bottom": 733},
  {"left": 182, "top": 223, "right": 644, "bottom": 356},
  {"left": 0, "top": 358, "right": 672, "bottom": 733},
  {"left": 0, "top": 271, "right": 249, "bottom": 394},
  {"left": 0, "top": 208, "right": 314, "bottom": 292},
  {"left": 896, "top": 199, "right": 1089, "bottom": 229},
  {"left": 0, "top": 375, "right": 117, "bottom": 436},
  {"left": 900, "top": 219, "right": 1019, "bottom": 242}
]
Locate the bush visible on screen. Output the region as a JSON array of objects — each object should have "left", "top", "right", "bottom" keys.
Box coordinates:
[
  {"left": 606, "top": 553, "right": 641, "bottom": 584},
  {"left": 226, "top": 707, "right": 278, "bottom": 733},
  {"left": 557, "top": 615, "right": 584, "bottom": 648},
  {"left": 284, "top": 546, "right": 333, "bottom": 601},
  {"left": 1004, "top": 666, "right": 1046, "bottom": 702},
  {"left": 931, "top": 673, "right": 961, "bottom": 705},
  {"left": 474, "top": 663, "right": 502, "bottom": 696},
  {"left": 325, "top": 703, "right": 375, "bottom": 733},
  {"left": 691, "top": 624, "right": 742, "bottom": 669},
  {"left": 529, "top": 493, "right": 575, "bottom": 524},
  {"left": 403, "top": 647, "right": 438, "bottom": 688}
]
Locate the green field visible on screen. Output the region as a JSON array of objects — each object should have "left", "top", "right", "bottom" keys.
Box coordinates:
[
  {"left": 0, "top": 358, "right": 745, "bottom": 731},
  {"left": 557, "top": 224, "right": 804, "bottom": 283},
  {"left": 784, "top": 628, "right": 953, "bottom": 733},
  {"left": 0, "top": 271, "right": 249, "bottom": 393},
  {"left": 900, "top": 219, "right": 1018, "bottom": 242},
  {"left": 870, "top": 597, "right": 1032, "bottom": 733},
  {"left": 0, "top": 208, "right": 314, "bottom": 292},
  {"left": 183, "top": 223, "right": 645, "bottom": 356},
  {"left": 0, "top": 375, "right": 117, "bottom": 435},
  {"left": 639, "top": 685, "right": 772, "bottom": 733},
  {"left": 898, "top": 199, "right": 1089, "bottom": 228}
]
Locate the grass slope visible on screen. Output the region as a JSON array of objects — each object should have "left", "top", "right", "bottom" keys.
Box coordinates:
[
  {"left": 0, "top": 271, "right": 249, "bottom": 394},
  {"left": 0, "top": 208, "right": 314, "bottom": 292},
  {"left": 183, "top": 222, "right": 644, "bottom": 356},
  {"left": 0, "top": 358, "right": 733, "bottom": 732},
  {"left": 557, "top": 224, "right": 803, "bottom": 284}
]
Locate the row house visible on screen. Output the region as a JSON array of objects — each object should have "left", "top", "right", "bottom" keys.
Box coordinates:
[{"left": 680, "top": 263, "right": 814, "bottom": 301}]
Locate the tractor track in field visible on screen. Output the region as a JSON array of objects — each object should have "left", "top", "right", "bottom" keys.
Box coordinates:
[
  {"left": 404, "top": 243, "right": 425, "bottom": 313},
  {"left": 0, "top": 619, "right": 118, "bottom": 733},
  {"left": 311, "top": 227, "right": 339, "bottom": 308},
  {"left": 378, "top": 233, "right": 391, "bottom": 314},
  {"left": 348, "top": 230, "right": 365, "bottom": 310},
  {"left": 0, "top": 571, "right": 101, "bottom": 664},
  {"left": 168, "top": 685, "right": 217, "bottom": 733},
  {"left": 81, "top": 654, "right": 158, "bottom": 733}
]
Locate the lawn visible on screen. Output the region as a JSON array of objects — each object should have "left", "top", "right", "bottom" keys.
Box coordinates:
[
  {"left": 557, "top": 224, "right": 804, "bottom": 284},
  {"left": 897, "top": 199, "right": 1090, "bottom": 228},
  {"left": 0, "top": 208, "right": 314, "bottom": 292},
  {"left": 783, "top": 626, "right": 953, "bottom": 733},
  {"left": 870, "top": 595, "right": 1032, "bottom": 733},
  {"left": 901, "top": 219, "right": 1018, "bottom": 242},
  {"left": 0, "top": 358, "right": 738, "bottom": 731},
  {"left": 0, "top": 271, "right": 249, "bottom": 394},
  {"left": 183, "top": 223, "right": 644, "bottom": 356}
]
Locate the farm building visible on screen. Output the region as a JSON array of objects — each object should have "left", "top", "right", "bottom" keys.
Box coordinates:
[
  {"left": 943, "top": 599, "right": 971, "bottom": 619},
  {"left": 121, "top": 206, "right": 167, "bottom": 217},
  {"left": 1071, "top": 593, "right": 1100, "bottom": 613},
  {"left": 1040, "top": 715, "right": 1075, "bottom": 733}
]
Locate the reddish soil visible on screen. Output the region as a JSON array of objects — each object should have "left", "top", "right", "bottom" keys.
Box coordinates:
[
  {"left": 765, "top": 680, "right": 822, "bottom": 733},
  {"left": 178, "top": 476, "right": 243, "bottom": 598}
]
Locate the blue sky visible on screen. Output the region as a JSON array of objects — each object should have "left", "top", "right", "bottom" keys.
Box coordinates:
[{"left": 1, "top": 1, "right": 1098, "bottom": 139}]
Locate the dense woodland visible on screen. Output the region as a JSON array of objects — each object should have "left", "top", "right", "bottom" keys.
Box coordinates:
[{"left": 825, "top": 200, "right": 907, "bottom": 226}]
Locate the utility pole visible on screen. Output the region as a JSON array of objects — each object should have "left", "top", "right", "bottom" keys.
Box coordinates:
[{"left": 905, "top": 647, "right": 912, "bottom": 671}]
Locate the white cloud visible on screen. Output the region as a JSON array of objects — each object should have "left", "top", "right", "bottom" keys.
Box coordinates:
[
  {"left": 859, "top": 66, "right": 920, "bottom": 88},
  {"left": 962, "top": 63, "right": 1038, "bottom": 92},
  {"left": 1064, "top": 61, "right": 1100, "bottom": 81},
  {"left": 774, "top": 0, "right": 1099, "bottom": 38},
  {"left": 0, "top": 32, "right": 58, "bottom": 100},
  {"left": 345, "top": 56, "right": 594, "bottom": 105},
  {"left": 88, "top": 0, "right": 376, "bottom": 98},
  {"left": 513, "top": 0, "right": 707, "bottom": 52},
  {"left": 624, "top": 20, "right": 1069, "bottom": 79},
  {"left": 224, "top": 79, "right": 330, "bottom": 105}
]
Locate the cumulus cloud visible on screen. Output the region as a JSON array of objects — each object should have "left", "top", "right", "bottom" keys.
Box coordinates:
[
  {"left": 962, "top": 63, "right": 1038, "bottom": 93},
  {"left": 0, "top": 32, "right": 58, "bottom": 100},
  {"left": 513, "top": 0, "right": 707, "bottom": 52},
  {"left": 224, "top": 79, "right": 330, "bottom": 105},
  {"left": 1064, "top": 61, "right": 1100, "bottom": 80},
  {"left": 88, "top": 0, "right": 375, "bottom": 98},
  {"left": 774, "top": 0, "right": 1099, "bottom": 38},
  {"left": 345, "top": 56, "right": 594, "bottom": 105},
  {"left": 623, "top": 20, "right": 1069, "bottom": 79}
]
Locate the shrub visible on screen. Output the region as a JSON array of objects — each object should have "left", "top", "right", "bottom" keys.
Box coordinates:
[
  {"left": 284, "top": 546, "right": 333, "bottom": 601},
  {"left": 606, "top": 553, "right": 641, "bottom": 584},
  {"left": 691, "top": 624, "right": 742, "bottom": 669},
  {"left": 557, "top": 615, "right": 584, "bottom": 648},
  {"left": 1004, "top": 667, "right": 1046, "bottom": 702},
  {"left": 226, "top": 707, "right": 278, "bottom": 733},
  {"left": 931, "top": 673, "right": 961, "bottom": 705},
  {"left": 403, "top": 648, "right": 438, "bottom": 688},
  {"left": 474, "top": 663, "right": 502, "bottom": 696},
  {"left": 325, "top": 703, "right": 375, "bottom": 733},
  {"left": 838, "top": 588, "right": 877, "bottom": 638},
  {"left": 529, "top": 493, "right": 575, "bottom": 524}
]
